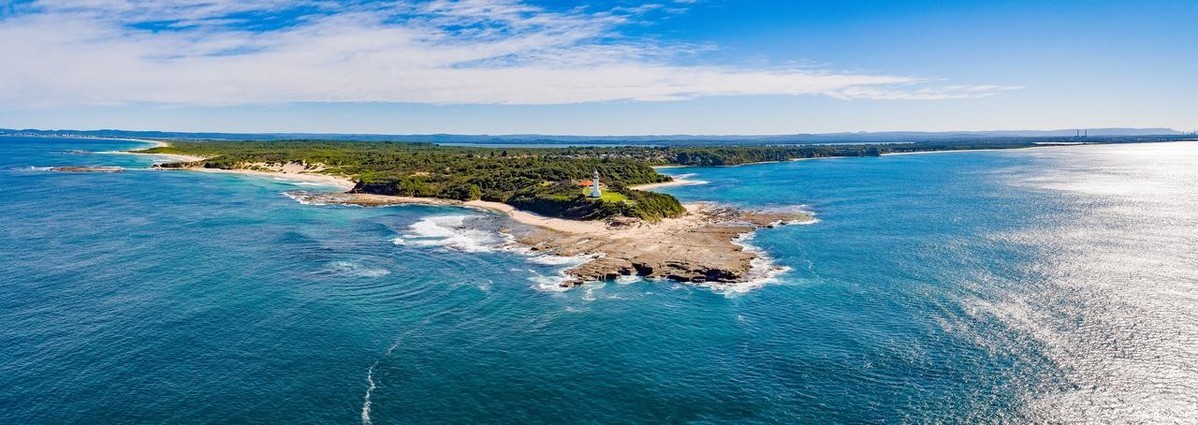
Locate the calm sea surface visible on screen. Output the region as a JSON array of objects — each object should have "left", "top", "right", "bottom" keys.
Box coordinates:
[{"left": 1, "top": 137, "right": 1195, "bottom": 423}]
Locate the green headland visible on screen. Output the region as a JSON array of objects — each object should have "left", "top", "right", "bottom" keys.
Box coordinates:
[{"left": 136, "top": 138, "right": 1103, "bottom": 221}]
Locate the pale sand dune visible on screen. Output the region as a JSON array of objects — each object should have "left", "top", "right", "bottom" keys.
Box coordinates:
[
  {"left": 120, "top": 139, "right": 210, "bottom": 163},
  {"left": 129, "top": 143, "right": 357, "bottom": 190},
  {"left": 106, "top": 150, "right": 209, "bottom": 163},
  {"left": 288, "top": 192, "right": 618, "bottom": 234},
  {"left": 147, "top": 153, "right": 210, "bottom": 162},
  {"left": 463, "top": 200, "right": 612, "bottom": 234},
  {"left": 628, "top": 177, "right": 707, "bottom": 191},
  {"left": 186, "top": 168, "right": 358, "bottom": 191}
]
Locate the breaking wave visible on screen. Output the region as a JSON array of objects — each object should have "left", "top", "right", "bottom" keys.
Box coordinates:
[
  {"left": 524, "top": 255, "right": 596, "bottom": 292},
  {"left": 528, "top": 272, "right": 574, "bottom": 292},
  {"left": 524, "top": 253, "right": 594, "bottom": 266},
  {"left": 393, "top": 215, "right": 599, "bottom": 289},
  {"left": 282, "top": 191, "right": 334, "bottom": 206},
  {"left": 397, "top": 215, "right": 513, "bottom": 253},
  {"left": 708, "top": 232, "right": 791, "bottom": 296}
]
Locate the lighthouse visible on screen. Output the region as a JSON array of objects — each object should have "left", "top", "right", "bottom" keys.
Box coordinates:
[{"left": 588, "top": 170, "right": 602, "bottom": 198}]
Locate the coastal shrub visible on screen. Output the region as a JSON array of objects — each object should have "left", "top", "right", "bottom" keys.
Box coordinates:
[
  {"left": 444, "top": 183, "right": 482, "bottom": 201},
  {"left": 622, "top": 190, "right": 687, "bottom": 221},
  {"left": 507, "top": 182, "right": 607, "bottom": 220},
  {"left": 142, "top": 140, "right": 1028, "bottom": 220}
]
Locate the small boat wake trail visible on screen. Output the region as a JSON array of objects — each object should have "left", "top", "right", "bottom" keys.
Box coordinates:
[
  {"left": 360, "top": 308, "right": 463, "bottom": 425},
  {"left": 361, "top": 347, "right": 395, "bottom": 425}
]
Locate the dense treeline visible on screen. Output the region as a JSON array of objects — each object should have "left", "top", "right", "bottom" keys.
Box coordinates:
[
  {"left": 538, "top": 139, "right": 1056, "bottom": 166},
  {"left": 142, "top": 139, "right": 1060, "bottom": 221},
  {"left": 145, "top": 141, "right": 679, "bottom": 220}
]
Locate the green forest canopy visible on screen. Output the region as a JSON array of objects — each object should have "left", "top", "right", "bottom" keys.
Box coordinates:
[{"left": 140, "top": 139, "right": 1056, "bottom": 220}]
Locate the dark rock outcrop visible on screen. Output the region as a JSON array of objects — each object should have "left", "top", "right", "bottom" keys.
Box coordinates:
[
  {"left": 516, "top": 205, "right": 812, "bottom": 288},
  {"left": 49, "top": 166, "right": 123, "bottom": 173}
]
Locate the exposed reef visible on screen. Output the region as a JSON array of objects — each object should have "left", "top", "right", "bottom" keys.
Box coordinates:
[
  {"left": 49, "top": 166, "right": 124, "bottom": 173},
  {"left": 516, "top": 204, "right": 811, "bottom": 287},
  {"left": 290, "top": 192, "right": 812, "bottom": 289}
]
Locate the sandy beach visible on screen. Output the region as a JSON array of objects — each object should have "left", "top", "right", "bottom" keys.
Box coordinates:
[
  {"left": 185, "top": 167, "right": 358, "bottom": 191},
  {"left": 127, "top": 141, "right": 357, "bottom": 191},
  {"left": 115, "top": 139, "right": 211, "bottom": 163},
  {"left": 289, "top": 192, "right": 618, "bottom": 234},
  {"left": 464, "top": 200, "right": 611, "bottom": 233},
  {"left": 628, "top": 176, "right": 708, "bottom": 191},
  {"left": 117, "top": 151, "right": 210, "bottom": 163}
]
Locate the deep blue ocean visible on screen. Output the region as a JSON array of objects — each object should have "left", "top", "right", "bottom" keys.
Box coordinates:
[{"left": 1, "top": 137, "right": 1195, "bottom": 423}]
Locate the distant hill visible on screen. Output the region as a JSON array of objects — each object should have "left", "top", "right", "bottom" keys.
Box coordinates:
[{"left": 0, "top": 127, "right": 1183, "bottom": 145}]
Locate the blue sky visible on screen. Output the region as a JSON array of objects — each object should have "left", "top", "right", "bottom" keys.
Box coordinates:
[{"left": 0, "top": 0, "right": 1193, "bottom": 135}]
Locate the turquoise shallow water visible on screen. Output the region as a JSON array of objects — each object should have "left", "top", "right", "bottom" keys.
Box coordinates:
[{"left": 1, "top": 137, "right": 1195, "bottom": 423}]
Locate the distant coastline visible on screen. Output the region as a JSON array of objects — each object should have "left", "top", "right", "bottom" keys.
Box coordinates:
[{"left": 3, "top": 127, "right": 1188, "bottom": 145}]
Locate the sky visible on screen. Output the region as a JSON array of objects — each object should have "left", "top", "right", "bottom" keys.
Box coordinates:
[{"left": 0, "top": 0, "right": 1194, "bottom": 135}]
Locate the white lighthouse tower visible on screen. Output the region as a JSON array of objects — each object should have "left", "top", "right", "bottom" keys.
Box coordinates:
[{"left": 588, "top": 170, "right": 602, "bottom": 198}]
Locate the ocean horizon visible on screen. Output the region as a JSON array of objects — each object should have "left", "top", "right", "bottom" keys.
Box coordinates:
[{"left": 2, "top": 136, "right": 1196, "bottom": 422}]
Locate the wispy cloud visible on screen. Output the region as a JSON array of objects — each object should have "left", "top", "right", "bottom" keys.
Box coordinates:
[
  {"left": 0, "top": 0, "right": 1018, "bottom": 108},
  {"left": 832, "top": 84, "right": 1026, "bottom": 101}
]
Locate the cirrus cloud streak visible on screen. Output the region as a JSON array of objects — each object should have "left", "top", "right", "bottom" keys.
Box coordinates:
[{"left": 0, "top": 0, "right": 1020, "bottom": 108}]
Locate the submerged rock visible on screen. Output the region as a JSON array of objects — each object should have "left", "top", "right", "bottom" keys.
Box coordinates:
[{"left": 49, "top": 166, "right": 123, "bottom": 173}]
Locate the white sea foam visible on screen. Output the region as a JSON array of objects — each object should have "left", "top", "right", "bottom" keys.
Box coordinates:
[
  {"left": 361, "top": 339, "right": 405, "bottom": 425},
  {"left": 772, "top": 216, "right": 820, "bottom": 227},
  {"left": 282, "top": 191, "right": 331, "bottom": 206},
  {"left": 577, "top": 281, "right": 608, "bottom": 301},
  {"left": 381, "top": 212, "right": 605, "bottom": 291},
  {"left": 755, "top": 205, "right": 819, "bottom": 225},
  {"left": 385, "top": 209, "right": 799, "bottom": 295},
  {"left": 273, "top": 178, "right": 324, "bottom": 186},
  {"left": 314, "top": 261, "right": 391, "bottom": 278},
  {"left": 361, "top": 365, "right": 377, "bottom": 425},
  {"left": 525, "top": 253, "right": 594, "bottom": 266},
  {"left": 524, "top": 254, "right": 602, "bottom": 292},
  {"left": 615, "top": 274, "right": 640, "bottom": 285},
  {"left": 529, "top": 272, "right": 574, "bottom": 292},
  {"left": 704, "top": 232, "right": 791, "bottom": 296},
  {"left": 401, "top": 215, "right": 508, "bottom": 253}
]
